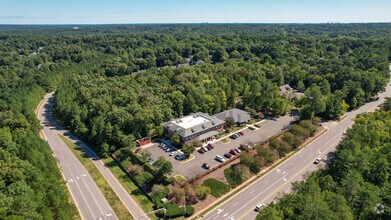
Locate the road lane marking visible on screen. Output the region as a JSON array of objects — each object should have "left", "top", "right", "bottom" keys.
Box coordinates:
[
  {"left": 223, "top": 213, "right": 229, "bottom": 217},
  {"left": 237, "top": 128, "right": 350, "bottom": 220},
  {"left": 249, "top": 190, "right": 254, "bottom": 194},
  {"left": 203, "top": 126, "right": 332, "bottom": 219},
  {"left": 233, "top": 202, "right": 238, "bottom": 206},
  {"left": 219, "top": 177, "right": 285, "bottom": 220}
]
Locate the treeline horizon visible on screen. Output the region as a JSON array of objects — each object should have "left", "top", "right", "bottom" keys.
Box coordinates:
[{"left": 1, "top": 23, "right": 391, "bottom": 38}]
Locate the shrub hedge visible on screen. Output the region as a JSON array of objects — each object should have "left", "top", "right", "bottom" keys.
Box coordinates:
[
  {"left": 203, "top": 178, "right": 230, "bottom": 198},
  {"left": 224, "top": 166, "right": 243, "bottom": 188}
]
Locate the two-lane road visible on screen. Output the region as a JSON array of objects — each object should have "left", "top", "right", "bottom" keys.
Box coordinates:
[
  {"left": 203, "top": 74, "right": 391, "bottom": 220},
  {"left": 38, "top": 93, "right": 117, "bottom": 220}
]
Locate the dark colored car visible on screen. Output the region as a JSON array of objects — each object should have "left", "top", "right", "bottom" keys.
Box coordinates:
[
  {"left": 206, "top": 145, "right": 212, "bottom": 151},
  {"left": 198, "top": 148, "right": 206, "bottom": 154},
  {"left": 230, "top": 149, "right": 238, "bottom": 155},
  {"left": 224, "top": 153, "right": 233, "bottom": 158},
  {"left": 230, "top": 134, "right": 237, "bottom": 139},
  {"left": 208, "top": 143, "right": 215, "bottom": 149},
  {"left": 175, "top": 154, "right": 187, "bottom": 161},
  {"left": 202, "top": 163, "right": 210, "bottom": 169},
  {"left": 238, "top": 131, "right": 244, "bottom": 136}
]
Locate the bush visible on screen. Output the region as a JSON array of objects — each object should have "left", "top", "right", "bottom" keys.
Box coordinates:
[
  {"left": 162, "top": 176, "right": 174, "bottom": 186},
  {"left": 224, "top": 166, "right": 243, "bottom": 188},
  {"left": 150, "top": 184, "right": 170, "bottom": 203},
  {"left": 195, "top": 185, "right": 211, "bottom": 200},
  {"left": 184, "top": 205, "right": 195, "bottom": 217},
  {"left": 134, "top": 171, "right": 154, "bottom": 185},
  {"left": 202, "top": 179, "right": 230, "bottom": 198}
]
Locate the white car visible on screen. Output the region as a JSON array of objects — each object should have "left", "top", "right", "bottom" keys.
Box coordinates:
[
  {"left": 215, "top": 155, "right": 225, "bottom": 163},
  {"left": 254, "top": 203, "right": 265, "bottom": 212},
  {"left": 314, "top": 158, "right": 322, "bottom": 164},
  {"left": 169, "top": 151, "right": 178, "bottom": 156}
]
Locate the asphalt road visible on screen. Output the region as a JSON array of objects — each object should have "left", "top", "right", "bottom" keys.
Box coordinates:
[
  {"left": 38, "top": 93, "right": 117, "bottom": 220},
  {"left": 39, "top": 93, "right": 152, "bottom": 220},
  {"left": 202, "top": 75, "right": 391, "bottom": 220}
]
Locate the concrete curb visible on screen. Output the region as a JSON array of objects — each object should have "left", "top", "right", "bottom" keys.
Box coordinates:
[{"left": 192, "top": 125, "right": 328, "bottom": 219}]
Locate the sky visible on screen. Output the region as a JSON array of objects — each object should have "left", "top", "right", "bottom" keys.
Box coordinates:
[{"left": 1, "top": 0, "right": 390, "bottom": 24}]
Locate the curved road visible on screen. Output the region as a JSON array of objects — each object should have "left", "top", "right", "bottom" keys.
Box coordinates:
[
  {"left": 38, "top": 93, "right": 118, "bottom": 220},
  {"left": 202, "top": 71, "right": 391, "bottom": 220}
]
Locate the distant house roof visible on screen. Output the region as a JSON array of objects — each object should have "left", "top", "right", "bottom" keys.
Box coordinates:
[
  {"left": 162, "top": 112, "right": 224, "bottom": 139},
  {"left": 279, "top": 84, "right": 304, "bottom": 99},
  {"left": 213, "top": 108, "right": 251, "bottom": 124},
  {"left": 279, "top": 84, "right": 293, "bottom": 94}
]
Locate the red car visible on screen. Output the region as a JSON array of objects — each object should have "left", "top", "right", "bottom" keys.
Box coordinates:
[
  {"left": 230, "top": 149, "right": 238, "bottom": 155},
  {"left": 208, "top": 143, "right": 215, "bottom": 149},
  {"left": 198, "top": 148, "right": 206, "bottom": 154},
  {"left": 238, "top": 131, "right": 244, "bottom": 136}
]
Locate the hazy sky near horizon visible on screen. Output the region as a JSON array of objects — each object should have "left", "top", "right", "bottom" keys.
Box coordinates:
[{"left": 1, "top": 0, "right": 390, "bottom": 24}]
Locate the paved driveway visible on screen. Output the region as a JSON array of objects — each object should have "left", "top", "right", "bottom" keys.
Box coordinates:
[{"left": 145, "top": 116, "right": 295, "bottom": 179}]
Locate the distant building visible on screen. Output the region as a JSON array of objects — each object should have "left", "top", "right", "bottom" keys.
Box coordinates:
[
  {"left": 279, "top": 84, "right": 304, "bottom": 100},
  {"left": 136, "top": 137, "right": 151, "bottom": 147},
  {"left": 213, "top": 108, "right": 251, "bottom": 124},
  {"left": 162, "top": 113, "right": 224, "bottom": 144}
]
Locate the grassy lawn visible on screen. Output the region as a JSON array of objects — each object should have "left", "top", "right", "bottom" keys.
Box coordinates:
[
  {"left": 58, "top": 134, "right": 133, "bottom": 220},
  {"left": 220, "top": 138, "right": 230, "bottom": 144},
  {"left": 102, "top": 157, "right": 156, "bottom": 216}
]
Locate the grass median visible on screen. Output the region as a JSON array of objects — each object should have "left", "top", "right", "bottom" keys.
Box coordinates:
[
  {"left": 58, "top": 134, "right": 133, "bottom": 220},
  {"left": 101, "top": 157, "right": 156, "bottom": 217}
]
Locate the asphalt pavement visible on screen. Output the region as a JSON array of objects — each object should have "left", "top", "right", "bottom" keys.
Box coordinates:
[
  {"left": 38, "top": 93, "right": 117, "bottom": 220},
  {"left": 202, "top": 74, "right": 391, "bottom": 220},
  {"left": 147, "top": 116, "right": 294, "bottom": 179}
]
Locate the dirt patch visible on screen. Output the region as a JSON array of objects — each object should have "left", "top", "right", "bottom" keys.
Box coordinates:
[{"left": 193, "top": 194, "right": 215, "bottom": 212}]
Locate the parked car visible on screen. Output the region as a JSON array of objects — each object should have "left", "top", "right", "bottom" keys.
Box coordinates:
[
  {"left": 215, "top": 155, "right": 225, "bottom": 163},
  {"left": 254, "top": 203, "right": 265, "bottom": 212},
  {"left": 147, "top": 157, "right": 155, "bottom": 162},
  {"left": 205, "top": 145, "right": 212, "bottom": 151},
  {"left": 175, "top": 154, "right": 187, "bottom": 161},
  {"left": 239, "top": 144, "right": 250, "bottom": 150},
  {"left": 202, "top": 146, "right": 209, "bottom": 152},
  {"left": 207, "top": 143, "right": 215, "bottom": 149},
  {"left": 224, "top": 153, "right": 233, "bottom": 158},
  {"left": 230, "top": 149, "right": 238, "bottom": 155},
  {"left": 230, "top": 134, "right": 238, "bottom": 139},
  {"left": 314, "top": 158, "right": 322, "bottom": 164},
  {"left": 234, "top": 147, "right": 241, "bottom": 153},
  {"left": 169, "top": 151, "right": 178, "bottom": 156},
  {"left": 238, "top": 131, "right": 244, "bottom": 136},
  {"left": 202, "top": 163, "right": 210, "bottom": 169},
  {"left": 198, "top": 148, "right": 206, "bottom": 154},
  {"left": 135, "top": 147, "right": 142, "bottom": 153},
  {"left": 272, "top": 117, "right": 277, "bottom": 121}
]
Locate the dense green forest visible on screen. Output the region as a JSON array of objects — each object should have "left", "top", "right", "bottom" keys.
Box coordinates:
[
  {"left": 0, "top": 24, "right": 390, "bottom": 219},
  {"left": 52, "top": 32, "right": 390, "bottom": 155},
  {"left": 0, "top": 47, "right": 77, "bottom": 217},
  {"left": 256, "top": 99, "right": 391, "bottom": 220}
]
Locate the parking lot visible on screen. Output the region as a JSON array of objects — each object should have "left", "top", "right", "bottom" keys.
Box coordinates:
[{"left": 145, "top": 116, "right": 295, "bottom": 179}]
